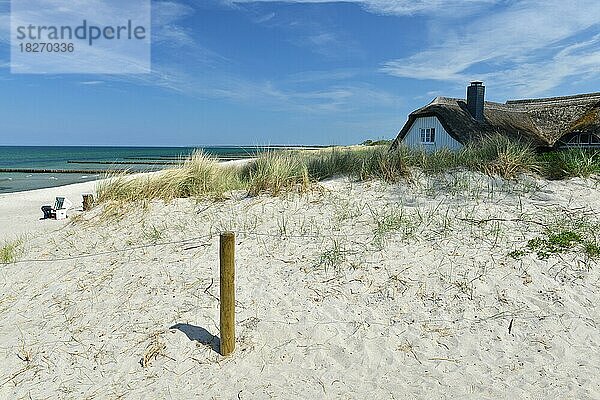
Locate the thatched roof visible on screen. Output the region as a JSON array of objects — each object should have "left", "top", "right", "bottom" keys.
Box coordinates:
[{"left": 392, "top": 92, "right": 600, "bottom": 149}]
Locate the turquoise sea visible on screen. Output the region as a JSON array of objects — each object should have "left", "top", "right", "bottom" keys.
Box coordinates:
[{"left": 0, "top": 146, "right": 263, "bottom": 194}]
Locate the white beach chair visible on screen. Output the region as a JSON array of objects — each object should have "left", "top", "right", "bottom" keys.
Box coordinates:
[{"left": 41, "top": 197, "right": 73, "bottom": 220}]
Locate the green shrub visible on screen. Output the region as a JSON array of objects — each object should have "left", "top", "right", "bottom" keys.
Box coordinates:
[
  {"left": 527, "top": 230, "right": 582, "bottom": 259},
  {"left": 315, "top": 240, "right": 346, "bottom": 272},
  {"left": 511, "top": 217, "right": 600, "bottom": 260}
]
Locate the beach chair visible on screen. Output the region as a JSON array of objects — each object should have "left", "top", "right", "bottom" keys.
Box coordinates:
[{"left": 41, "top": 197, "right": 73, "bottom": 220}]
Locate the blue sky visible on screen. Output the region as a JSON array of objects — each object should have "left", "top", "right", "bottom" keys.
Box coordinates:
[{"left": 0, "top": 0, "right": 599, "bottom": 146}]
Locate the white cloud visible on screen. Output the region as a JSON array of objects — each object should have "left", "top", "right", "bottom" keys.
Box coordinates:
[
  {"left": 79, "top": 80, "right": 104, "bottom": 85},
  {"left": 293, "top": 29, "right": 364, "bottom": 59},
  {"left": 381, "top": 0, "right": 600, "bottom": 96},
  {"left": 253, "top": 82, "right": 401, "bottom": 112},
  {"left": 112, "top": 62, "right": 401, "bottom": 113},
  {"left": 481, "top": 34, "right": 600, "bottom": 96},
  {"left": 223, "top": 0, "right": 498, "bottom": 16},
  {"left": 253, "top": 12, "right": 275, "bottom": 24},
  {"left": 152, "top": 1, "right": 195, "bottom": 46},
  {"left": 285, "top": 68, "right": 361, "bottom": 84}
]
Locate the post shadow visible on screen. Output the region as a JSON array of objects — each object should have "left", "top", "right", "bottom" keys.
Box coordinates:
[{"left": 170, "top": 323, "right": 220, "bottom": 354}]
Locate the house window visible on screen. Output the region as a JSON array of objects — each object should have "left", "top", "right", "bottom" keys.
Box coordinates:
[
  {"left": 420, "top": 128, "right": 436, "bottom": 144},
  {"left": 580, "top": 134, "right": 590, "bottom": 144},
  {"left": 566, "top": 132, "right": 600, "bottom": 146}
]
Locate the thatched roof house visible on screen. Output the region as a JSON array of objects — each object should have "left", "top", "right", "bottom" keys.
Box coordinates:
[{"left": 392, "top": 82, "right": 600, "bottom": 150}]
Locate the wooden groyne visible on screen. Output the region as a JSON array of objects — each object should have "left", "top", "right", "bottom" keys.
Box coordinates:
[
  {"left": 0, "top": 168, "right": 147, "bottom": 174},
  {"left": 68, "top": 160, "right": 180, "bottom": 166}
]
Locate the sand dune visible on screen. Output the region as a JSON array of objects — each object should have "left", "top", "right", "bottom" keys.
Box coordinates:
[
  {"left": 0, "top": 172, "right": 599, "bottom": 398},
  {"left": 0, "top": 160, "right": 252, "bottom": 242}
]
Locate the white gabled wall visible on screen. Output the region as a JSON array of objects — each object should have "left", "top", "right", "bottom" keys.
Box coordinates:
[{"left": 401, "top": 116, "right": 463, "bottom": 150}]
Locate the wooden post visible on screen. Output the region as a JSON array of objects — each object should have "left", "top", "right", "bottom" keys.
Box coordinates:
[
  {"left": 82, "top": 194, "right": 94, "bottom": 211},
  {"left": 219, "top": 232, "right": 235, "bottom": 356}
]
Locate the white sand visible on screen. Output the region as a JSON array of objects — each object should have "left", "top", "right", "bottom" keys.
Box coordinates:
[
  {"left": 0, "top": 180, "right": 96, "bottom": 241},
  {"left": 0, "top": 172, "right": 599, "bottom": 398}
]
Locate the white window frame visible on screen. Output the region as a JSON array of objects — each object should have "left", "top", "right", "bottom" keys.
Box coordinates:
[
  {"left": 420, "top": 127, "right": 436, "bottom": 144},
  {"left": 567, "top": 132, "right": 600, "bottom": 146}
]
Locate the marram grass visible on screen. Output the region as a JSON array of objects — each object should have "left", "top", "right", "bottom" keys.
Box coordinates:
[
  {"left": 461, "top": 134, "right": 541, "bottom": 178},
  {"left": 244, "top": 151, "right": 310, "bottom": 196},
  {"left": 95, "top": 141, "right": 599, "bottom": 207},
  {"left": 97, "top": 151, "right": 246, "bottom": 204},
  {"left": 539, "top": 148, "right": 600, "bottom": 179}
]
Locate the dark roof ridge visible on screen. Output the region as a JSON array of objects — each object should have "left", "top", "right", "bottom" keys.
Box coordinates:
[
  {"left": 507, "top": 92, "right": 600, "bottom": 105},
  {"left": 426, "top": 97, "right": 521, "bottom": 113},
  {"left": 429, "top": 96, "right": 507, "bottom": 107},
  {"left": 430, "top": 96, "right": 459, "bottom": 104}
]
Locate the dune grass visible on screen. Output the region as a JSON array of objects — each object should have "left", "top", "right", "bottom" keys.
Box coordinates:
[
  {"left": 461, "top": 134, "right": 541, "bottom": 177},
  {"left": 305, "top": 146, "right": 412, "bottom": 182},
  {"left": 539, "top": 148, "right": 600, "bottom": 179},
  {"left": 97, "top": 152, "right": 246, "bottom": 204},
  {"left": 95, "top": 136, "right": 598, "bottom": 207},
  {"left": 244, "top": 151, "right": 311, "bottom": 196},
  {"left": 1, "top": 239, "right": 23, "bottom": 264}
]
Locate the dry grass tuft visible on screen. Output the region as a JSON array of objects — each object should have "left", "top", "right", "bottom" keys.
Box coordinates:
[
  {"left": 1, "top": 239, "right": 24, "bottom": 264},
  {"left": 140, "top": 334, "right": 167, "bottom": 368}
]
